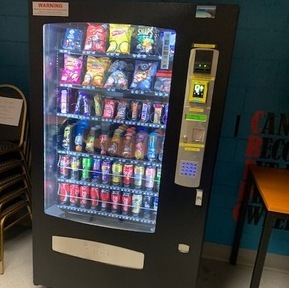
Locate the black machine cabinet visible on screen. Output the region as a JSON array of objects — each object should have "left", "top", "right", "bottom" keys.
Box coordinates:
[{"left": 29, "top": 2, "right": 239, "bottom": 288}]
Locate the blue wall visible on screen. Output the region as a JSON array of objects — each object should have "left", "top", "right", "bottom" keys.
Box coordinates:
[
  {"left": 203, "top": 0, "right": 289, "bottom": 256},
  {"left": 2, "top": 0, "right": 289, "bottom": 256},
  {"left": 0, "top": 0, "right": 29, "bottom": 96}
]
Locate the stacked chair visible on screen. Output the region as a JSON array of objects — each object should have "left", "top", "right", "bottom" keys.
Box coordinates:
[{"left": 0, "top": 84, "right": 32, "bottom": 274}]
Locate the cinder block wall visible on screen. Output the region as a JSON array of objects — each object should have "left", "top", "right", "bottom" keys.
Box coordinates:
[
  {"left": 0, "top": 0, "right": 29, "bottom": 96},
  {"left": 204, "top": 1, "right": 289, "bottom": 256}
]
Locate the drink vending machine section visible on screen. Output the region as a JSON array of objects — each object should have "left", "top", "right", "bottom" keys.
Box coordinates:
[
  {"left": 44, "top": 23, "right": 176, "bottom": 233},
  {"left": 175, "top": 46, "right": 219, "bottom": 189}
]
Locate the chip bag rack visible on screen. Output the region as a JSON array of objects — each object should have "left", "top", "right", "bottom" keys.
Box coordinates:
[{"left": 58, "top": 23, "right": 175, "bottom": 95}]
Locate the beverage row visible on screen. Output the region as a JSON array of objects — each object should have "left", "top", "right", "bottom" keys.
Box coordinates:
[
  {"left": 60, "top": 55, "right": 172, "bottom": 93},
  {"left": 59, "top": 156, "right": 161, "bottom": 192},
  {"left": 61, "top": 122, "right": 165, "bottom": 161},
  {"left": 59, "top": 183, "right": 158, "bottom": 218},
  {"left": 59, "top": 89, "right": 169, "bottom": 123},
  {"left": 61, "top": 23, "right": 175, "bottom": 57}
]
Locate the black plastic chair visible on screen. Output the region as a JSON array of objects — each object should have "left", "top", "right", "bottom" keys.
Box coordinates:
[{"left": 0, "top": 84, "right": 32, "bottom": 274}]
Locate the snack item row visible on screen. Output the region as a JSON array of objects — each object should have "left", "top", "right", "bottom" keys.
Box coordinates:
[
  {"left": 60, "top": 56, "right": 171, "bottom": 92},
  {"left": 61, "top": 121, "right": 165, "bottom": 161},
  {"left": 62, "top": 23, "right": 176, "bottom": 56},
  {"left": 58, "top": 89, "right": 169, "bottom": 124}
]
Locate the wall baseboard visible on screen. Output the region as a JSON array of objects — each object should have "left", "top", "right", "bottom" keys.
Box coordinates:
[{"left": 202, "top": 242, "right": 289, "bottom": 273}]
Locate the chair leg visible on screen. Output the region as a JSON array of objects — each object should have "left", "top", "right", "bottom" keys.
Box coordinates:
[
  {"left": 20, "top": 150, "right": 32, "bottom": 188},
  {"left": 0, "top": 217, "right": 4, "bottom": 274},
  {"left": 0, "top": 201, "right": 31, "bottom": 274}
]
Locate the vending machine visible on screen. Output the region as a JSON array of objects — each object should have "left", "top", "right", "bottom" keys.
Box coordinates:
[{"left": 29, "top": 2, "right": 239, "bottom": 288}]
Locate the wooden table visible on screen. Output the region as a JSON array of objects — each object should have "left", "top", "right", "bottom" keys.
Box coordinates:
[{"left": 230, "top": 165, "right": 289, "bottom": 288}]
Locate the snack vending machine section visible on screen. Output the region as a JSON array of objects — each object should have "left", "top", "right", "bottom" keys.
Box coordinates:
[
  {"left": 44, "top": 23, "right": 176, "bottom": 233},
  {"left": 175, "top": 45, "right": 219, "bottom": 188}
]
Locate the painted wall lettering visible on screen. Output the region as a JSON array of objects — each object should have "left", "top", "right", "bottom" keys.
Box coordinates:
[{"left": 233, "top": 111, "right": 289, "bottom": 230}]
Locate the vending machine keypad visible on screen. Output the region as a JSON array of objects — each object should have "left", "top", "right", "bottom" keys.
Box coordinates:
[{"left": 180, "top": 161, "right": 198, "bottom": 177}]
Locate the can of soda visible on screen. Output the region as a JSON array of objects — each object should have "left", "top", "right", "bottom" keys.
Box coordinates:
[
  {"left": 143, "top": 195, "right": 153, "bottom": 219},
  {"left": 90, "top": 187, "right": 100, "bottom": 209},
  {"left": 82, "top": 157, "right": 93, "bottom": 181},
  {"left": 59, "top": 183, "right": 70, "bottom": 205},
  {"left": 132, "top": 193, "right": 143, "bottom": 216},
  {"left": 92, "top": 158, "right": 101, "bottom": 183},
  {"left": 111, "top": 190, "right": 121, "bottom": 213},
  {"left": 70, "top": 184, "right": 80, "bottom": 206},
  {"left": 122, "top": 192, "right": 132, "bottom": 215},
  {"left": 145, "top": 166, "right": 156, "bottom": 190},
  {"left": 70, "top": 156, "right": 80, "bottom": 180},
  {"left": 123, "top": 163, "right": 133, "bottom": 187},
  {"left": 134, "top": 164, "right": 144, "bottom": 189},
  {"left": 79, "top": 185, "right": 90, "bottom": 208},
  {"left": 112, "top": 161, "right": 123, "bottom": 186},
  {"left": 59, "top": 155, "right": 70, "bottom": 179},
  {"left": 100, "top": 189, "right": 110, "bottom": 211},
  {"left": 101, "top": 160, "right": 111, "bottom": 184}
]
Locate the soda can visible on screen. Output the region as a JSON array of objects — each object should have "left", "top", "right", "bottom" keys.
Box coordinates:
[
  {"left": 111, "top": 161, "right": 123, "bottom": 186},
  {"left": 122, "top": 192, "right": 132, "bottom": 215},
  {"left": 92, "top": 158, "right": 101, "bottom": 183},
  {"left": 111, "top": 190, "right": 122, "bottom": 213},
  {"left": 59, "top": 183, "right": 70, "bottom": 205},
  {"left": 145, "top": 166, "right": 156, "bottom": 190},
  {"left": 90, "top": 187, "right": 100, "bottom": 209},
  {"left": 79, "top": 185, "right": 90, "bottom": 208},
  {"left": 123, "top": 163, "right": 133, "bottom": 187},
  {"left": 143, "top": 195, "right": 153, "bottom": 218},
  {"left": 147, "top": 132, "right": 158, "bottom": 161},
  {"left": 132, "top": 193, "right": 143, "bottom": 216},
  {"left": 59, "top": 155, "right": 70, "bottom": 179},
  {"left": 134, "top": 164, "right": 144, "bottom": 189},
  {"left": 70, "top": 184, "right": 80, "bottom": 206},
  {"left": 70, "top": 156, "right": 80, "bottom": 181},
  {"left": 100, "top": 189, "right": 110, "bottom": 211},
  {"left": 101, "top": 160, "right": 111, "bottom": 184},
  {"left": 81, "top": 157, "right": 93, "bottom": 181}
]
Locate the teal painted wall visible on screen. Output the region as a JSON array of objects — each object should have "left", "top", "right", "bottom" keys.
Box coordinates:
[{"left": 2, "top": 0, "right": 289, "bottom": 256}]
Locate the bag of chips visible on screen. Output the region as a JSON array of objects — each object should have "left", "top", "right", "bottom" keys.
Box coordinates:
[
  {"left": 130, "top": 61, "right": 158, "bottom": 91},
  {"left": 62, "top": 28, "right": 84, "bottom": 51},
  {"left": 60, "top": 54, "right": 83, "bottom": 84},
  {"left": 132, "top": 26, "right": 158, "bottom": 55},
  {"left": 154, "top": 71, "right": 172, "bottom": 93},
  {"left": 104, "top": 60, "right": 129, "bottom": 89},
  {"left": 82, "top": 56, "right": 111, "bottom": 87},
  {"left": 107, "top": 24, "right": 134, "bottom": 54},
  {"left": 84, "top": 23, "right": 108, "bottom": 52}
]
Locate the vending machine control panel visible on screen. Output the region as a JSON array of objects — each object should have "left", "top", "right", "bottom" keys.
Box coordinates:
[{"left": 174, "top": 45, "right": 219, "bottom": 188}]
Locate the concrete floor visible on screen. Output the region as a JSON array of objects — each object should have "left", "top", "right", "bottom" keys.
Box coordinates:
[{"left": 2, "top": 225, "right": 289, "bottom": 288}]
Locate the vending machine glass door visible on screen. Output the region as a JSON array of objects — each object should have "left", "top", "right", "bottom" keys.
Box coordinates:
[{"left": 43, "top": 23, "right": 176, "bottom": 233}]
